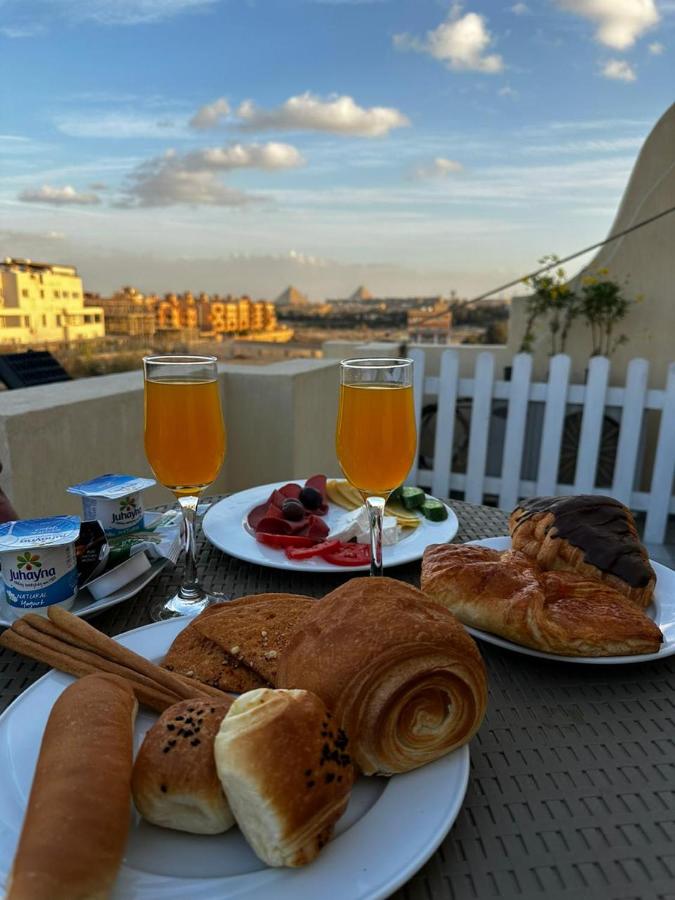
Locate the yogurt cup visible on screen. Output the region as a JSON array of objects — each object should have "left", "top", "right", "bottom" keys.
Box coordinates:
[
  {"left": 0, "top": 516, "right": 80, "bottom": 617},
  {"left": 68, "top": 474, "right": 155, "bottom": 536}
]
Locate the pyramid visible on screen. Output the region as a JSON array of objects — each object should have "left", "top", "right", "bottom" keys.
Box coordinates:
[
  {"left": 275, "top": 286, "right": 309, "bottom": 307},
  {"left": 348, "top": 285, "right": 374, "bottom": 303}
]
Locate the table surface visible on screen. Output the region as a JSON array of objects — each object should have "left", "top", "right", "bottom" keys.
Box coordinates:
[{"left": 1, "top": 497, "right": 674, "bottom": 900}]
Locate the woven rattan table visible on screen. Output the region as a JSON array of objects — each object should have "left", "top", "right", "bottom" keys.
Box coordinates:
[{"left": 1, "top": 497, "right": 674, "bottom": 900}]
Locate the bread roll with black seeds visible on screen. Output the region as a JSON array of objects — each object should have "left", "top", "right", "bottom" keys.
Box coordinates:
[
  {"left": 214, "top": 688, "right": 354, "bottom": 867},
  {"left": 132, "top": 697, "right": 235, "bottom": 834}
]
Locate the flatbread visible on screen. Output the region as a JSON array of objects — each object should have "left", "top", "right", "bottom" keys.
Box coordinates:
[{"left": 192, "top": 594, "right": 315, "bottom": 684}]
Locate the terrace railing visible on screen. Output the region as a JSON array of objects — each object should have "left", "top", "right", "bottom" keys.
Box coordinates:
[{"left": 408, "top": 350, "right": 675, "bottom": 544}]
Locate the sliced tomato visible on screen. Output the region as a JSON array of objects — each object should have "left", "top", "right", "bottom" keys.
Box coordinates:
[
  {"left": 256, "top": 532, "right": 318, "bottom": 549},
  {"left": 285, "top": 539, "right": 340, "bottom": 561},
  {"left": 321, "top": 542, "right": 371, "bottom": 567}
]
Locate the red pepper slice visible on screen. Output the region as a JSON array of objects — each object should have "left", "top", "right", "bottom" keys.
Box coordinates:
[
  {"left": 321, "top": 542, "right": 371, "bottom": 566},
  {"left": 285, "top": 539, "right": 340, "bottom": 561},
  {"left": 256, "top": 533, "right": 318, "bottom": 549}
]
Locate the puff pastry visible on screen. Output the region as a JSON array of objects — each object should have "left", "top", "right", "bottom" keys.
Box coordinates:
[
  {"left": 277, "top": 577, "right": 487, "bottom": 775},
  {"left": 421, "top": 543, "right": 663, "bottom": 657},
  {"left": 509, "top": 495, "right": 656, "bottom": 607}
]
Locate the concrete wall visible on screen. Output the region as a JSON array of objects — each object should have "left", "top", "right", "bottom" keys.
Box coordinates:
[
  {"left": 506, "top": 103, "right": 675, "bottom": 388},
  {"left": 0, "top": 358, "right": 341, "bottom": 518}
]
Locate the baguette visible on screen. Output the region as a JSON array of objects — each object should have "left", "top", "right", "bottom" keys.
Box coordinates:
[{"left": 6, "top": 674, "right": 137, "bottom": 900}]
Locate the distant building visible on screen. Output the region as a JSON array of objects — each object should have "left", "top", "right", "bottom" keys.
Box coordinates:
[
  {"left": 348, "top": 285, "right": 374, "bottom": 303},
  {"left": 0, "top": 258, "right": 104, "bottom": 346},
  {"left": 199, "top": 294, "right": 277, "bottom": 335},
  {"left": 407, "top": 300, "right": 452, "bottom": 344},
  {"left": 275, "top": 286, "right": 309, "bottom": 308},
  {"left": 87, "top": 286, "right": 155, "bottom": 338}
]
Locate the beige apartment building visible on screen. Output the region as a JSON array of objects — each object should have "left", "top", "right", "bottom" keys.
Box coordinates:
[{"left": 0, "top": 258, "right": 104, "bottom": 346}]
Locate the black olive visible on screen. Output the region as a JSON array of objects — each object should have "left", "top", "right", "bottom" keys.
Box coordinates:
[
  {"left": 299, "top": 486, "right": 322, "bottom": 510},
  {"left": 282, "top": 498, "right": 305, "bottom": 521}
]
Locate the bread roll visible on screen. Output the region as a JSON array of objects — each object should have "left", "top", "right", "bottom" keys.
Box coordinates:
[
  {"left": 277, "top": 577, "right": 487, "bottom": 775},
  {"left": 7, "top": 674, "right": 137, "bottom": 900},
  {"left": 214, "top": 688, "right": 354, "bottom": 867},
  {"left": 132, "top": 697, "right": 235, "bottom": 834}
]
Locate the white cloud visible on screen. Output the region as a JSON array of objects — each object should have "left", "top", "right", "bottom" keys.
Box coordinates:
[
  {"left": 18, "top": 185, "right": 101, "bottom": 205},
  {"left": 601, "top": 58, "right": 637, "bottom": 81},
  {"left": 648, "top": 41, "right": 664, "bottom": 54},
  {"left": 511, "top": 3, "right": 529, "bottom": 13},
  {"left": 0, "top": 0, "right": 218, "bottom": 31},
  {"left": 498, "top": 84, "right": 518, "bottom": 97},
  {"left": 55, "top": 111, "right": 190, "bottom": 139},
  {"left": 394, "top": 6, "right": 504, "bottom": 73},
  {"left": 119, "top": 141, "right": 304, "bottom": 207},
  {"left": 413, "top": 157, "right": 464, "bottom": 179},
  {"left": 557, "top": 0, "right": 659, "bottom": 50},
  {"left": 189, "top": 97, "right": 231, "bottom": 129},
  {"left": 234, "top": 93, "right": 409, "bottom": 137}
]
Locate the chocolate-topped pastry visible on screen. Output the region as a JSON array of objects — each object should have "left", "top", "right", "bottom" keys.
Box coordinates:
[{"left": 509, "top": 495, "right": 656, "bottom": 608}]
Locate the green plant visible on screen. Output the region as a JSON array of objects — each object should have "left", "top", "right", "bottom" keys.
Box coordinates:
[
  {"left": 580, "top": 269, "right": 635, "bottom": 357},
  {"left": 520, "top": 255, "right": 580, "bottom": 355}
]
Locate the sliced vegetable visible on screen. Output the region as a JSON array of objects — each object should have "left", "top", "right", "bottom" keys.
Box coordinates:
[
  {"left": 285, "top": 539, "right": 340, "bottom": 560},
  {"left": 421, "top": 498, "right": 448, "bottom": 521},
  {"left": 321, "top": 542, "right": 371, "bottom": 567},
  {"left": 388, "top": 486, "right": 402, "bottom": 503},
  {"left": 400, "top": 486, "right": 426, "bottom": 510},
  {"left": 256, "top": 533, "right": 318, "bottom": 549}
]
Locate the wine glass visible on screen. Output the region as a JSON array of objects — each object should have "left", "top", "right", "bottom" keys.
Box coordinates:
[
  {"left": 335, "top": 358, "right": 416, "bottom": 576},
  {"left": 143, "top": 355, "right": 226, "bottom": 620}
]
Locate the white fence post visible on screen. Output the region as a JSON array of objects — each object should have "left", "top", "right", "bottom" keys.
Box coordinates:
[
  {"left": 536, "top": 354, "right": 571, "bottom": 496},
  {"left": 498, "top": 353, "right": 532, "bottom": 511},
  {"left": 644, "top": 362, "right": 675, "bottom": 543},
  {"left": 465, "top": 352, "right": 495, "bottom": 504},
  {"left": 573, "top": 356, "right": 611, "bottom": 493},
  {"left": 612, "top": 358, "right": 649, "bottom": 506},
  {"left": 431, "top": 350, "right": 460, "bottom": 500}
]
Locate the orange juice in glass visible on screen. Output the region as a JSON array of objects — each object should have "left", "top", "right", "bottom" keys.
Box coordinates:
[
  {"left": 336, "top": 358, "right": 416, "bottom": 576},
  {"left": 143, "top": 356, "right": 226, "bottom": 620}
]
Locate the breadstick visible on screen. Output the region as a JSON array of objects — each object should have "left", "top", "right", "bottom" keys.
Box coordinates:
[
  {"left": 48, "top": 606, "right": 210, "bottom": 700},
  {"left": 0, "top": 629, "right": 177, "bottom": 713}
]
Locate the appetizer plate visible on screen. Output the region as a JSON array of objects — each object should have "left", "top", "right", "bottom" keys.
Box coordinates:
[
  {"left": 203, "top": 480, "right": 459, "bottom": 573},
  {"left": 0, "top": 617, "right": 470, "bottom": 900},
  {"left": 0, "top": 557, "right": 167, "bottom": 628},
  {"left": 467, "top": 537, "right": 675, "bottom": 665}
]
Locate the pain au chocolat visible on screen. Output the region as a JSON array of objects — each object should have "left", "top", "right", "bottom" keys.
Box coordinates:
[{"left": 509, "top": 495, "right": 656, "bottom": 608}]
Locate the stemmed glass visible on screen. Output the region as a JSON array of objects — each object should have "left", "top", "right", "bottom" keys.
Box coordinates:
[
  {"left": 335, "top": 358, "right": 416, "bottom": 576},
  {"left": 143, "top": 355, "right": 226, "bottom": 620}
]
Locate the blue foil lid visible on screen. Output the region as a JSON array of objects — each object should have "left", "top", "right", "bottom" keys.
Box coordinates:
[
  {"left": 67, "top": 474, "right": 156, "bottom": 499},
  {"left": 0, "top": 515, "right": 81, "bottom": 550}
]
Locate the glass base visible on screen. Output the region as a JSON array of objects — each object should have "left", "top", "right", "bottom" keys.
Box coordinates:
[{"left": 150, "top": 590, "right": 227, "bottom": 622}]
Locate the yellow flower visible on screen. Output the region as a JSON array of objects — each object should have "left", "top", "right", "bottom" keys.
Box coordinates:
[{"left": 597, "top": 267, "right": 609, "bottom": 276}]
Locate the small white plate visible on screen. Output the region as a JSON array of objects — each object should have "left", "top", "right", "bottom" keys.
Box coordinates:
[
  {"left": 0, "top": 557, "right": 167, "bottom": 627},
  {"left": 466, "top": 537, "right": 675, "bottom": 665},
  {"left": 0, "top": 617, "right": 470, "bottom": 900},
  {"left": 203, "top": 480, "right": 459, "bottom": 573}
]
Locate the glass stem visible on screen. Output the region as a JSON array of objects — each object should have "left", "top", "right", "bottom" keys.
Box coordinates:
[
  {"left": 366, "top": 496, "right": 385, "bottom": 577},
  {"left": 177, "top": 495, "right": 203, "bottom": 601}
]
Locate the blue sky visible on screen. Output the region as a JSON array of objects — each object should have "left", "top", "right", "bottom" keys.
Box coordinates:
[{"left": 1, "top": 0, "right": 673, "bottom": 298}]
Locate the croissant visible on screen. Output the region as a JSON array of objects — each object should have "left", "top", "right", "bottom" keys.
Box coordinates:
[
  {"left": 509, "top": 495, "right": 656, "bottom": 608},
  {"left": 421, "top": 544, "right": 663, "bottom": 657},
  {"left": 276, "top": 577, "right": 487, "bottom": 776}
]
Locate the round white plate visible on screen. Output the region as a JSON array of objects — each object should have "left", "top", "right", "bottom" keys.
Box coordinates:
[
  {"left": 0, "top": 617, "right": 470, "bottom": 900},
  {"left": 466, "top": 537, "right": 675, "bottom": 665},
  {"left": 202, "top": 480, "right": 459, "bottom": 573}
]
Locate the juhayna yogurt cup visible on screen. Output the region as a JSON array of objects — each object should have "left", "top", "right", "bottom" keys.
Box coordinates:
[
  {"left": 0, "top": 516, "right": 80, "bottom": 617},
  {"left": 67, "top": 474, "right": 156, "bottom": 536}
]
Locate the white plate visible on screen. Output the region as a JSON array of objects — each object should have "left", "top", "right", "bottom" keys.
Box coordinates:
[
  {"left": 203, "top": 480, "right": 459, "bottom": 573},
  {"left": 0, "top": 617, "right": 470, "bottom": 900},
  {"left": 0, "top": 556, "right": 167, "bottom": 627},
  {"left": 466, "top": 537, "right": 675, "bottom": 665}
]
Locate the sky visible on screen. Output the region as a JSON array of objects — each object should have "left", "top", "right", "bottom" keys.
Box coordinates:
[{"left": 0, "top": 0, "right": 673, "bottom": 300}]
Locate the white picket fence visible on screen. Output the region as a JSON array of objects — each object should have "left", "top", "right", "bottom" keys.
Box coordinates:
[{"left": 407, "top": 350, "right": 675, "bottom": 544}]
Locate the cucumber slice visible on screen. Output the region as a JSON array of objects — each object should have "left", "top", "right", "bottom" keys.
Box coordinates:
[
  {"left": 388, "top": 486, "right": 402, "bottom": 503},
  {"left": 400, "top": 486, "right": 425, "bottom": 509},
  {"left": 421, "top": 499, "right": 448, "bottom": 521}
]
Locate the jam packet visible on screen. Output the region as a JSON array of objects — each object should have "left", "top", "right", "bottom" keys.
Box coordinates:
[
  {"left": 0, "top": 516, "right": 80, "bottom": 615},
  {"left": 68, "top": 474, "right": 155, "bottom": 536}
]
